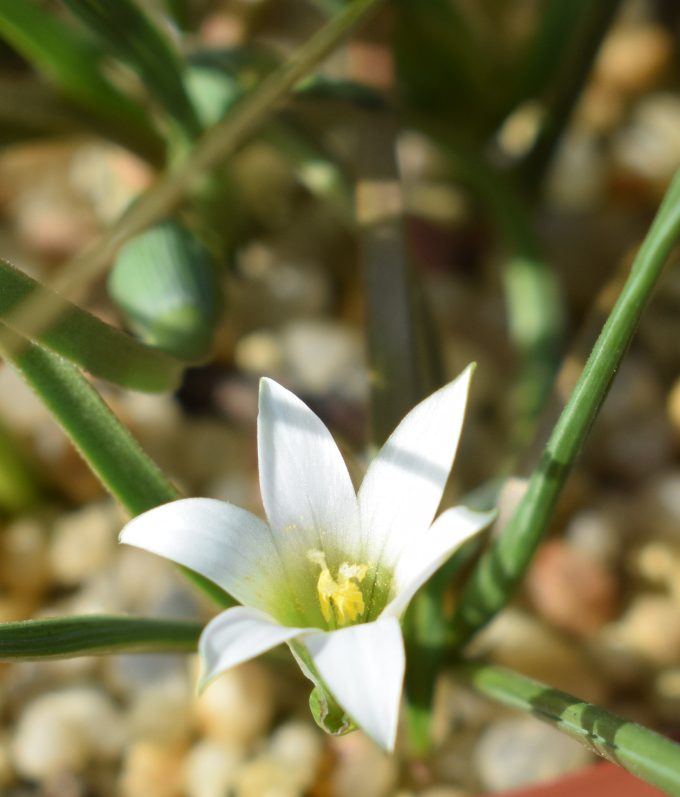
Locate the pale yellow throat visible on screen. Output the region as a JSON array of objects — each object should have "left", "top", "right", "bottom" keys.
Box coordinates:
[{"left": 307, "top": 550, "right": 368, "bottom": 626}]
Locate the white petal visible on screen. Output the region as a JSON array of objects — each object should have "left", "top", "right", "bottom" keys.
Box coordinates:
[
  {"left": 358, "top": 365, "right": 474, "bottom": 567},
  {"left": 304, "top": 617, "right": 405, "bottom": 751},
  {"left": 120, "top": 498, "right": 297, "bottom": 621},
  {"left": 199, "top": 606, "right": 306, "bottom": 689},
  {"left": 258, "top": 377, "right": 361, "bottom": 568},
  {"left": 382, "top": 506, "right": 495, "bottom": 619}
]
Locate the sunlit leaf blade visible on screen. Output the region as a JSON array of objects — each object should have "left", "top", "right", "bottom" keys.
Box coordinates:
[
  {"left": 450, "top": 170, "right": 680, "bottom": 648},
  {"left": 0, "top": 324, "right": 232, "bottom": 608},
  {"left": 0, "top": 260, "right": 187, "bottom": 392},
  {"left": 0, "top": 616, "right": 201, "bottom": 660},
  {"left": 60, "top": 0, "right": 201, "bottom": 138},
  {"left": 0, "top": 0, "right": 160, "bottom": 160},
  {"left": 457, "top": 662, "right": 680, "bottom": 797}
]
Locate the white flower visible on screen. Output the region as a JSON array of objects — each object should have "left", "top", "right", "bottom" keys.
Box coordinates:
[{"left": 119, "top": 365, "right": 493, "bottom": 751}]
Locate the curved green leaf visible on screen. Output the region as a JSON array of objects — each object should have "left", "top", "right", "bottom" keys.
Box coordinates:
[
  {"left": 0, "top": 0, "right": 161, "bottom": 160},
  {"left": 60, "top": 0, "right": 201, "bottom": 138},
  {"left": 0, "top": 261, "right": 187, "bottom": 392}
]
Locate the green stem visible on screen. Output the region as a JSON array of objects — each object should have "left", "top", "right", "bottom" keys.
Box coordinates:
[
  {"left": 0, "top": 260, "right": 186, "bottom": 392},
  {"left": 449, "top": 170, "right": 680, "bottom": 648},
  {"left": 0, "top": 325, "right": 232, "bottom": 608},
  {"left": 456, "top": 661, "right": 680, "bottom": 797},
  {"left": 0, "top": 615, "right": 201, "bottom": 660},
  {"left": 0, "top": 0, "right": 386, "bottom": 360}
]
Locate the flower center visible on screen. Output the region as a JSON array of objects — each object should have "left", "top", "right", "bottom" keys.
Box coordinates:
[{"left": 307, "top": 550, "right": 368, "bottom": 627}]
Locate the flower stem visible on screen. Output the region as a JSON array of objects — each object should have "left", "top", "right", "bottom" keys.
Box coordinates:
[
  {"left": 449, "top": 169, "right": 680, "bottom": 647},
  {"left": 455, "top": 661, "right": 680, "bottom": 796}
]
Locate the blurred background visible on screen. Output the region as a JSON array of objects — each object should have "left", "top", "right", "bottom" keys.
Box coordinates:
[{"left": 1, "top": 0, "right": 680, "bottom": 795}]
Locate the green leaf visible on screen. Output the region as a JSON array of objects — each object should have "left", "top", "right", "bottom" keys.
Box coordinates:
[
  {"left": 109, "top": 221, "right": 221, "bottom": 360},
  {"left": 0, "top": 0, "right": 160, "bottom": 160},
  {"left": 60, "top": 0, "right": 201, "bottom": 138},
  {"left": 0, "top": 615, "right": 201, "bottom": 660},
  {"left": 0, "top": 324, "right": 232, "bottom": 608},
  {"left": 0, "top": 260, "right": 187, "bottom": 392},
  {"left": 456, "top": 661, "right": 680, "bottom": 796},
  {"left": 449, "top": 170, "right": 680, "bottom": 648}
]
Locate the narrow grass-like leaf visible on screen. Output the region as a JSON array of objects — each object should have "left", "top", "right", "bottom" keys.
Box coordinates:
[
  {"left": 0, "top": 325, "right": 232, "bottom": 608},
  {"left": 60, "top": 0, "right": 201, "bottom": 138},
  {"left": 449, "top": 170, "right": 680, "bottom": 647},
  {"left": 456, "top": 661, "right": 680, "bottom": 796},
  {"left": 0, "top": 616, "right": 201, "bottom": 660},
  {"left": 0, "top": 260, "right": 187, "bottom": 392},
  {"left": 0, "top": 0, "right": 160, "bottom": 161}
]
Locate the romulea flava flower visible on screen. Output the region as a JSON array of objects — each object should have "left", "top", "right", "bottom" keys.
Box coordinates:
[{"left": 119, "top": 365, "right": 494, "bottom": 751}]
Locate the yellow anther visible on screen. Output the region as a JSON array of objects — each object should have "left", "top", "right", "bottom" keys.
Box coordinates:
[{"left": 307, "top": 550, "right": 368, "bottom": 627}]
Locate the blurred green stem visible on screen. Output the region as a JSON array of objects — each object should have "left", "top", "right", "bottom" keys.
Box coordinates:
[
  {"left": 0, "top": 616, "right": 201, "bottom": 660},
  {"left": 456, "top": 661, "right": 680, "bottom": 796},
  {"left": 449, "top": 169, "right": 680, "bottom": 648},
  {"left": 0, "top": 324, "right": 232, "bottom": 608},
  {"left": 5, "top": 0, "right": 387, "bottom": 354}
]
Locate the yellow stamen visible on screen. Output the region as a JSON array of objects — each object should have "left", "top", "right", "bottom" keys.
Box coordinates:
[{"left": 307, "top": 550, "right": 368, "bottom": 627}]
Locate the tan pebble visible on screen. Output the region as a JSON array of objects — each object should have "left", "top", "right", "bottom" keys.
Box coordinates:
[
  {"left": 588, "top": 626, "right": 647, "bottom": 688},
  {"left": 268, "top": 721, "right": 323, "bottom": 790},
  {"left": 652, "top": 668, "right": 680, "bottom": 722},
  {"left": 431, "top": 731, "right": 482, "bottom": 792},
  {"left": 631, "top": 541, "right": 676, "bottom": 585},
  {"left": 0, "top": 737, "right": 15, "bottom": 787},
  {"left": 474, "top": 716, "right": 592, "bottom": 791},
  {"left": 596, "top": 25, "right": 673, "bottom": 95},
  {"left": 49, "top": 501, "right": 117, "bottom": 586},
  {"left": 195, "top": 661, "right": 274, "bottom": 745},
  {"left": 615, "top": 594, "right": 680, "bottom": 666},
  {"left": 128, "top": 678, "right": 194, "bottom": 746},
  {"left": 643, "top": 472, "right": 680, "bottom": 539},
  {"left": 430, "top": 674, "right": 498, "bottom": 745},
  {"left": 0, "top": 595, "right": 39, "bottom": 622},
  {"left": 120, "top": 741, "right": 185, "bottom": 797},
  {"left": 12, "top": 688, "right": 124, "bottom": 779},
  {"left": 235, "top": 754, "right": 303, "bottom": 797},
  {"left": 0, "top": 516, "right": 50, "bottom": 595},
  {"left": 418, "top": 789, "right": 471, "bottom": 797},
  {"left": 329, "top": 732, "right": 398, "bottom": 797},
  {"left": 668, "top": 379, "right": 680, "bottom": 435},
  {"left": 184, "top": 740, "right": 244, "bottom": 797},
  {"left": 469, "top": 609, "right": 606, "bottom": 703},
  {"left": 527, "top": 539, "right": 619, "bottom": 636},
  {"left": 564, "top": 509, "right": 620, "bottom": 565}
]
